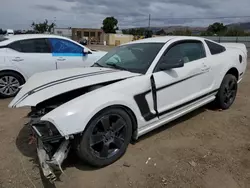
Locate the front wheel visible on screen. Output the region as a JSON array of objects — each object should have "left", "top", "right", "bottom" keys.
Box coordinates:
[
  {"left": 76, "top": 108, "right": 133, "bottom": 167},
  {"left": 0, "top": 72, "right": 24, "bottom": 98},
  {"left": 215, "top": 74, "right": 238, "bottom": 110}
]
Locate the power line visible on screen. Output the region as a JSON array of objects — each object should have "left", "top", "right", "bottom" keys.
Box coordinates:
[{"left": 150, "top": 15, "right": 250, "bottom": 20}]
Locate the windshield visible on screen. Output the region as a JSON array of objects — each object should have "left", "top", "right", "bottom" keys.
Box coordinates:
[{"left": 94, "top": 42, "right": 164, "bottom": 74}]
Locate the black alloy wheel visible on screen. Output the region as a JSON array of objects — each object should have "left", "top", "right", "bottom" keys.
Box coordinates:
[
  {"left": 76, "top": 108, "right": 133, "bottom": 167},
  {"left": 90, "top": 114, "right": 127, "bottom": 158},
  {"left": 223, "top": 78, "right": 237, "bottom": 107},
  {"left": 215, "top": 74, "right": 238, "bottom": 110}
]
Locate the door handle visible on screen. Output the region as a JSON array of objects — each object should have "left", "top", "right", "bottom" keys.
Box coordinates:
[
  {"left": 57, "top": 58, "right": 66, "bottom": 61},
  {"left": 12, "top": 57, "right": 24, "bottom": 62},
  {"left": 201, "top": 66, "right": 210, "bottom": 72}
]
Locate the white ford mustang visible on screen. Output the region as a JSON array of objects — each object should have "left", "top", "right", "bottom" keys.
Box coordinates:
[{"left": 9, "top": 36, "right": 247, "bottom": 181}]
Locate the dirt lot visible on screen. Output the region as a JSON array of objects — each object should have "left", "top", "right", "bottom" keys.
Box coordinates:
[{"left": 0, "top": 46, "right": 250, "bottom": 188}]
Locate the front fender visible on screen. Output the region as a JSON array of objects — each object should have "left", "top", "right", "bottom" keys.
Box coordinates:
[{"left": 41, "top": 90, "right": 142, "bottom": 136}]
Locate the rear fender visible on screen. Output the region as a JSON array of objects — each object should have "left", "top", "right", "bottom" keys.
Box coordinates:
[{"left": 41, "top": 90, "right": 141, "bottom": 136}]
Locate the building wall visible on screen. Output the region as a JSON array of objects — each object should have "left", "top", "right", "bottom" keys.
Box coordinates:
[
  {"left": 104, "top": 33, "right": 134, "bottom": 46},
  {"left": 71, "top": 28, "right": 104, "bottom": 44},
  {"left": 53, "top": 28, "right": 72, "bottom": 38}
]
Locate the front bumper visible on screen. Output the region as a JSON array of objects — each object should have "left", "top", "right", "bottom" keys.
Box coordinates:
[
  {"left": 30, "top": 120, "right": 71, "bottom": 182},
  {"left": 36, "top": 138, "right": 70, "bottom": 182}
]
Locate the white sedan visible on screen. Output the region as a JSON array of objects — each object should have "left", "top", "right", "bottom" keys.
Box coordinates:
[
  {"left": 0, "top": 34, "right": 107, "bottom": 97},
  {"left": 9, "top": 36, "right": 247, "bottom": 181}
]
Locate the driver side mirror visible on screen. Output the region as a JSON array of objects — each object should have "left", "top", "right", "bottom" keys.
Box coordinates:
[{"left": 159, "top": 58, "right": 184, "bottom": 71}]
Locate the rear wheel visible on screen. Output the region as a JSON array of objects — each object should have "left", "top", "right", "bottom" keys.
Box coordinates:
[
  {"left": 0, "top": 71, "right": 24, "bottom": 98},
  {"left": 215, "top": 74, "right": 238, "bottom": 110},
  {"left": 76, "top": 108, "right": 132, "bottom": 167}
]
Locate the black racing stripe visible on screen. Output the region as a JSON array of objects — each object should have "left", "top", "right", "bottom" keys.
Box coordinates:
[
  {"left": 134, "top": 73, "right": 217, "bottom": 121},
  {"left": 134, "top": 73, "right": 204, "bottom": 120},
  {"left": 134, "top": 89, "right": 218, "bottom": 121},
  {"left": 14, "top": 69, "right": 119, "bottom": 106},
  {"left": 29, "top": 69, "right": 119, "bottom": 93},
  {"left": 157, "top": 89, "right": 218, "bottom": 117},
  {"left": 156, "top": 72, "right": 204, "bottom": 91}
]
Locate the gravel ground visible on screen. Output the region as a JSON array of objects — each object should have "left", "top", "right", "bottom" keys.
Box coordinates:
[{"left": 0, "top": 46, "right": 249, "bottom": 188}]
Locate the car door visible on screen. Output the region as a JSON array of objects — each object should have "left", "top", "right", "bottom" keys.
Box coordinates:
[
  {"left": 6, "top": 38, "right": 55, "bottom": 78},
  {"left": 152, "top": 40, "right": 213, "bottom": 119},
  {"left": 48, "top": 38, "right": 95, "bottom": 69}
]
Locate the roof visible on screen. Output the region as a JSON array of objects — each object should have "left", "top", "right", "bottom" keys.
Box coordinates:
[
  {"left": 125, "top": 36, "right": 206, "bottom": 45},
  {"left": 0, "top": 34, "right": 71, "bottom": 45}
]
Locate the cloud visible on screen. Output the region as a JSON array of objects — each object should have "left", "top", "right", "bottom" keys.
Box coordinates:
[
  {"left": 34, "top": 5, "right": 64, "bottom": 12},
  {"left": 0, "top": 0, "right": 250, "bottom": 29}
]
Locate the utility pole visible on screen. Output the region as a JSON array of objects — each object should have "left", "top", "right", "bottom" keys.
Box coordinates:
[{"left": 148, "top": 14, "right": 151, "bottom": 28}]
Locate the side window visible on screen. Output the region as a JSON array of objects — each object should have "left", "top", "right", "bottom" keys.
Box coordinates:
[
  {"left": 8, "top": 41, "right": 22, "bottom": 52},
  {"left": 49, "top": 38, "right": 83, "bottom": 55},
  {"left": 161, "top": 41, "right": 206, "bottom": 64},
  {"left": 205, "top": 40, "right": 226, "bottom": 55},
  {"left": 8, "top": 39, "right": 50, "bottom": 53}
]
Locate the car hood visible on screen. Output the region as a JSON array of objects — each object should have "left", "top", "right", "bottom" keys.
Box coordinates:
[{"left": 9, "top": 67, "right": 140, "bottom": 108}]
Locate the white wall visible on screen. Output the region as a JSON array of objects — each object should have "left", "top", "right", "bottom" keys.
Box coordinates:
[{"left": 53, "top": 28, "right": 72, "bottom": 38}]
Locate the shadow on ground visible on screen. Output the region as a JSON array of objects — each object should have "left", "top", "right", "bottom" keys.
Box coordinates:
[{"left": 15, "top": 105, "right": 212, "bottom": 187}]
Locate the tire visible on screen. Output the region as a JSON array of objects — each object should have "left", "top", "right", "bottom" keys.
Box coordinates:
[
  {"left": 215, "top": 74, "right": 238, "bottom": 110},
  {"left": 0, "top": 71, "right": 25, "bottom": 98},
  {"left": 76, "top": 107, "right": 133, "bottom": 167}
]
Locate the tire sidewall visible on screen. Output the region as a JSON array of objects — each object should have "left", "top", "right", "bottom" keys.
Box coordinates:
[
  {"left": 77, "top": 108, "right": 133, "bottom": 167},
  {"left": 0, "top": 72, "right": 24, "bottom": 98},
  {"left": 216, "top": 74, "right": 238, "bottom": 109}
]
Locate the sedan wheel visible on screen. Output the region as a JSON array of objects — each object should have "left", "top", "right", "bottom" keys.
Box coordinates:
[
  {"left": 76, "top": 108, "right": 133, "bottom": 167},
  {"left": 0, "top": 74, "right": 22, "bottom": 97}
]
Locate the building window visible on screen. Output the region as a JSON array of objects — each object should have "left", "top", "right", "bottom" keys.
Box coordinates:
[
  {"left": 76, "top": 31, "right": 82, "bottom": 38},
  {"left": 90, "top": 32, "right": 95, "bottom": 37},
  {"left": 57, "top": 31, "right": 62, "bottom": 35},
  {"left": 84, "top": 32, "right": 89, "bottom": 37}
]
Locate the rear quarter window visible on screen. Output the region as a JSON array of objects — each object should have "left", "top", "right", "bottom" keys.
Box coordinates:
[{"left": 205, "top": 40, "right": 226, "bottom": 55}]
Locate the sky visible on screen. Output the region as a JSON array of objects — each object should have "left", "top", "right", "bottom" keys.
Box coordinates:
[{"left": 1, "top": 0, "right": 250, "bottom": 30}]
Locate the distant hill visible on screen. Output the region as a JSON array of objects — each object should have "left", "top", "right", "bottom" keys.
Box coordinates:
[
  {"left": 226, "top": 22, "right": 250, "bottom": 31},
  {"left": 123, "top": 22, "right": 250, "bottom": 35}
]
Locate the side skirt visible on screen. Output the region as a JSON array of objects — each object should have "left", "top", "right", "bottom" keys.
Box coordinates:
[{"left": 137, "top": 92, "right": 216, "bottom": 138}]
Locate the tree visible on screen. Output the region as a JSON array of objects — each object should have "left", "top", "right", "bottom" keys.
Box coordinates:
[
  {"left": 101, "top": 17, "right": 119, "bottom": 33},
  {"left": 0, "top": 29, "right": 6, "bottom": 35},
  {"left": 207, "top": 22, "right": 227, "bottom": 35},
  {"left": 144, "top": 29, "right": 153, "bottom": 38},
  {"left": 225, "top": 27, "right": 247, "bottom": 36},
  {"left": 31, "top": 19, "right": 56, "bottom": 33}
]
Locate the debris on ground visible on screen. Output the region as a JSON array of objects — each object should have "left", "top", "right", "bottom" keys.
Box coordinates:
[
  {"left": 123, "top": 162, "right": 131, "bottom": 167},
  {"left": 161, "top": 177, "right": 167, "bottom": 185},
  {"left": 203, "top": 151, "right": 211, "bottom": 158},
  {"left": 145, "top": 157, "right": 151, "bottom": 164},
  {"left": 188, "top": 160, "right": 197, "bottom": 167}
]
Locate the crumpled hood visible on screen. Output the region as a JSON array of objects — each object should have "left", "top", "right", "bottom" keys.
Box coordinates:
[{"left": 9, "top": 67, "right": 140, "bottom": 108}]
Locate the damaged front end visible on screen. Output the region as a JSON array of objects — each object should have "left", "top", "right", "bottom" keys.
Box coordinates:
[{"left": 27, "top": 107, "right": 71, "bottom": 182}]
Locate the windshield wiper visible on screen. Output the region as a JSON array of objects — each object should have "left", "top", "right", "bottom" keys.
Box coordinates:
[
  {"left": 106, "top": 62, "right": 128, "bottom": 71},
  {"left": 91, "top": 62, "right": 104, "bottom": 67}
]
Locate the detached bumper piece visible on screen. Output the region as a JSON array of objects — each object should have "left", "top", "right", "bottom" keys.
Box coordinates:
[{"left": 31, "top": 122, "right": 71, "bottom": 183}]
